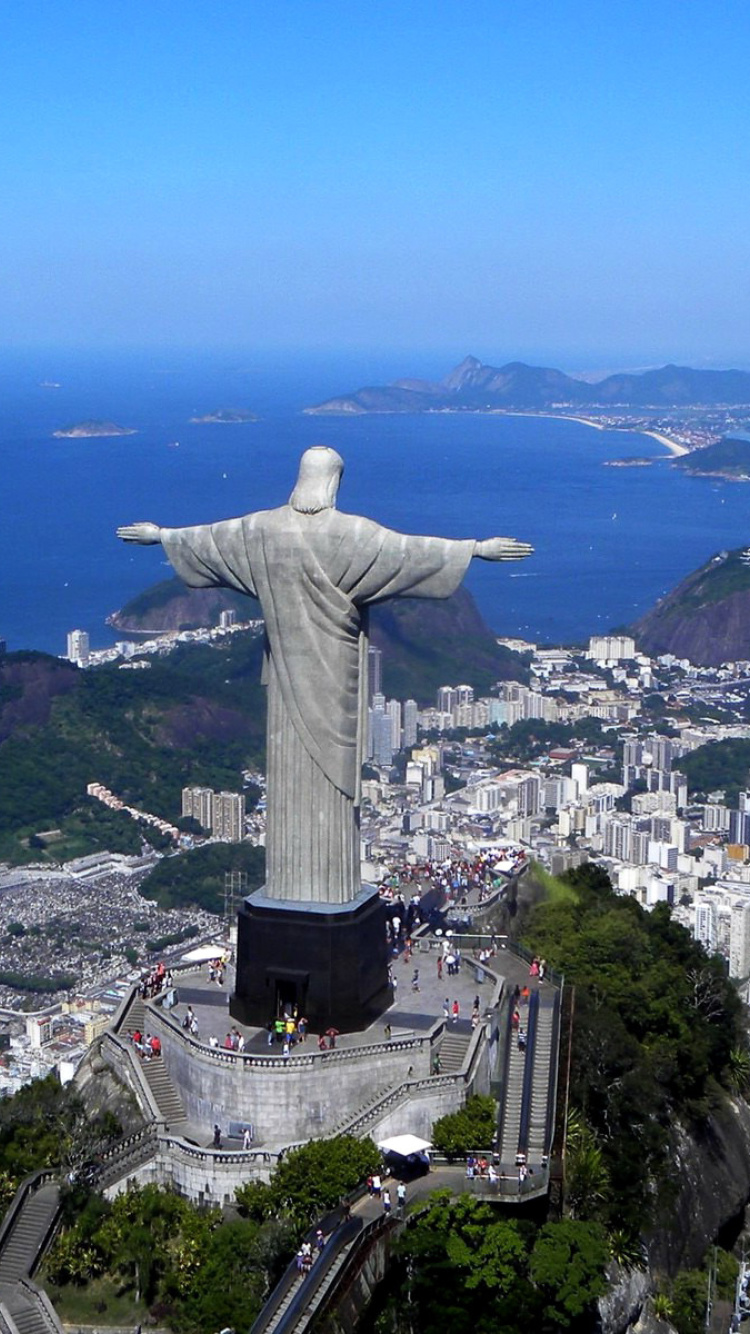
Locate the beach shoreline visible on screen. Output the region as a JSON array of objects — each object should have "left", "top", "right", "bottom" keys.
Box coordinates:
[{"left": 493, "top": 409, "right": 689, "bottom": 456}]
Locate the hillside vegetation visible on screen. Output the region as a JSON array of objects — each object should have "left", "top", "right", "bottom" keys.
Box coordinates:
[
  {"left": 521, "top": 864, "right": 745, "bottom": 1254},
  {"left": 635, "top": 547, "right": 750, "bottom": 665},
  {"left": 0, "top": 643, "right": 266, "bottom": 864}
]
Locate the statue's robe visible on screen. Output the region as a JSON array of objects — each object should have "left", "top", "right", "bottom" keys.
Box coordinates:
[{"left": 161, "top": 506, "right": 474, "bottom": 904}]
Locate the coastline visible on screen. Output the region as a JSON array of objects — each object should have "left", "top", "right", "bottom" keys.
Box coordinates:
[
  {"left": 640, "top": 428, "right": 689, "bottom": 457},
  {"left": 493, "top": 410, "right": 688, "bottom": 457}
]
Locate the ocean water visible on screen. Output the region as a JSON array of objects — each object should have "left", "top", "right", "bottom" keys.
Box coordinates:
[{"left": 1, "top": 349, "right": 749, "bottom": 655}]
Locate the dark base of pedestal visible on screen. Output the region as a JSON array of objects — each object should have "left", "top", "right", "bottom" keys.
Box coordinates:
[{"left": 229, "top": 887, "right": 391, "bottom": 1033}]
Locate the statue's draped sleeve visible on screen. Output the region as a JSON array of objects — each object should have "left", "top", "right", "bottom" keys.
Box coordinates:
[{"left": 160, "top": 518, "right": 260, "bottom": 599}]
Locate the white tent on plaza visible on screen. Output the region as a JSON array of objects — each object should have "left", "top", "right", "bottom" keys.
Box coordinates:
[
  {"left": 180, "top": 943, "right": 228, "bottom": 963},
  {"left": 378, "top": 1134, "right": 432, "bottom": 1158}
]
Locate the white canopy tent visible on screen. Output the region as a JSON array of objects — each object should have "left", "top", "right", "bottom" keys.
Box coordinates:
[{"left": 378, "top": 1134, "right": 432, "bottom": 1157}]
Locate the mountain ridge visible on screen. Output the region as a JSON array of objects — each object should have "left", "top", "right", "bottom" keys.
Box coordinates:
[{"left": 305, "top": 356, "right": 750, "bottom": 414}]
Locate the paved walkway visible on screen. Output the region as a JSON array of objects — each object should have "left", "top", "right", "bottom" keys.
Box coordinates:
[{"left": 169, "top": 933, "right": 544, "bottom": 1057}]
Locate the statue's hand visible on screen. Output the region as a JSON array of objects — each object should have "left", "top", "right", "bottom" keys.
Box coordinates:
[
  {"left": 116, "top": 522, "right": 162, "bottom": 546},
  {"left": 475, "top": 537, "right": 534, "bottom": 562}
]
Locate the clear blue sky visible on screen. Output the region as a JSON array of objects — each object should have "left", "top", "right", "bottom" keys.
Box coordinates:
[{"left": 2, "top": 0, "right": 749, "bottom": 368}]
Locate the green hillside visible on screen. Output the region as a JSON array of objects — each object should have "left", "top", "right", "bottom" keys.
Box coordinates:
[
  {"left": 675, "top": 433, "right": 750, "bottom": 479},
  {"left": 635, "top": 548, "right": 750, "bottom": 665},
  {"left": 0, "top": 641, "right": 266, "bottom": 864}
]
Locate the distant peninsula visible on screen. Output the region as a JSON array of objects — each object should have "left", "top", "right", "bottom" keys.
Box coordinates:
[
  {"left": 53, "top": 420, "right": 136, "bottom": 438},
  {"left": 673, "top": 433, "right": 750, "bottom": 480},
  {"left": 305, "top": 355, "right": 750, "bottom": 415},
  {"left": 189, "top": 408, "right": 258, "bottom": 424}
]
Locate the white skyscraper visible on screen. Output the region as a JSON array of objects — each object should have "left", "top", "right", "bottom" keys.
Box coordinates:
[
  {"left": 403, "top": 699, "right": 418, "bottom": 749},
  {"left": 694, "top": 898, "right": 718, "bottom": 954},
  {"left": 182, "top": 785, "right": 214, "bottom": 831},
  {"left": 730, "top": 900, "right": 750, "bottom": 979},
  {"left": 212, "top": 791, "right": 246, "bottom": 842},
  {"left": 387, "top": 698, "right": 402, "bottom": 752},
  {"left": 66, "top": 629, "right": 90, "bottom": 667}
]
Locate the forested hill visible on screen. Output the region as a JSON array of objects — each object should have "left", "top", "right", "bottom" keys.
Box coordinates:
[
  {"left": 634, "top": 547, "right": 750, "bottom": 665},
  {"left": 0, "top": 641, "right": 267, "bottom": 864}
]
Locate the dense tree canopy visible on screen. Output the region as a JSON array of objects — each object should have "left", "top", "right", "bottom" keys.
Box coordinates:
[
  {"left": 675, "top": 737, "right": 750, "bottom": 805},
  {"left": 390, "top": 1194, "right": 609, "bottom": 1334},
  {"left": 522, "top": 863, "right": 746, "bottom": 1236},
  {"left": 236, "top": 1134, "right": 380, "bottom": 1228},
  {"left": 140, "top": 842, "right": 265, "bottom": 913},
  {"left": 430, "top": 1095, "right": 497, "bottom": 1157}
]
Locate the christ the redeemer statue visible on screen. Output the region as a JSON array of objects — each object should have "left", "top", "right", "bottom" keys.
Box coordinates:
[{"left": 118, "top": 447, "right": 532, "bottom": 908}]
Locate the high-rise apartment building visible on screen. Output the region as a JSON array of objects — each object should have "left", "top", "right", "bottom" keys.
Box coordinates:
[
  {"left": 212, "top": 791, "right": 246, "bottom": 842},
  {"left": 729, "top": 900, "right": 750, "bottom": 979},
  {"left": 67, "top": 629, "right": 90, "bottom": 667},
  {"left": 367, "top": 645, "right": 383, "bottom": 703},
  {"left": 402, "top": 699, "right": 418, "bottom": 749},
  {"left": 181, "top": 785, "right": 245, "bottom": 840},
  {"left": 694, "top": 898, "right": 718, "bottom": 954},
  {"left": 387, "top": 698, "right": 402, "bottom": 752},
  {"left": 371, "top": 706, "right": 394, "bottom": 767},
  {"left": 588, "top": 634, "right": 636, "bottom": 661},
  {"left": 182, "top": 785, "right": 214, "bottom": 830}
]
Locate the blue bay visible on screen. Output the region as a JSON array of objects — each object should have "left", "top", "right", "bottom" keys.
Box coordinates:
[{"left": 1, "top": 350, "right": 748, "bottom": 655}]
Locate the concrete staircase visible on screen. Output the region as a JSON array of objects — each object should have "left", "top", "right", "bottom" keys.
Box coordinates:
[
  {"left": 498, "top": 1042, "right": 526, "bottom": 1165},
  {"left": 438, "top": 1032, "right": 470, "bottom": 1072},
  {"left": 0, "top": 1285, "right": 57, "bottom": 1334},
  {"left": 123, "top": 997, "right": 186, "bottom": 1127},
  {"left": 0, "top": 1185, "right": 59, "bottom": 1284},
  {"left": 0, "top": 1181, "right": 63, "bottom": 1334},
  {"left": 526, "top": 1000, "right": 555, "bottom": 1165}
]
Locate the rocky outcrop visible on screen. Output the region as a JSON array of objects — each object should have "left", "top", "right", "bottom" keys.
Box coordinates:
[
  {"left": 650, "top": 1095, "right": 750, "bottom": 1273},
  {"left": 75, "top": 1038, "right": 146, "bottom": 1136},
  {"left": 598, "top": 1264, "right": 651, "bottom": 1334}
]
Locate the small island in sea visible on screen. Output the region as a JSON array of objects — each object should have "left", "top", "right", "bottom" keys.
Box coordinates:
[
  {"left": 53, "top": 420, "right": 137, "bottom": 438},
  {"left": 188, "top": 408, "right": 258, "bottom": 424}
]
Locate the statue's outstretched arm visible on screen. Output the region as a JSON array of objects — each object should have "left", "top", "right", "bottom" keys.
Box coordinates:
[
  {"left": 116, "top": 522, "right": 163, "bottom": 546},
  {"left": 474, "top": 537, "right": 534, "bottom": 562}
]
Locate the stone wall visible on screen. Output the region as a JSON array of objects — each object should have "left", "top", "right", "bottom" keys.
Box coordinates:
[{"left": 152, "top": 1009, "right": 437, "bottom": 1145}]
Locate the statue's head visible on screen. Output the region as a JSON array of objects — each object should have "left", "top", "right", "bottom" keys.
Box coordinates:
[{"left": 290, "top": 446, "right": 344, "bottom": 514}]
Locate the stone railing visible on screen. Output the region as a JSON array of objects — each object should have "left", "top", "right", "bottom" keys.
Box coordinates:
[
  {"left": 128, "top": 986, "right": 437, "bottom": 1070},
  {"left": 336, "top": 1016, "right": 488, "bottom": 1139},
  {"left": 100, "top": 1030, "right": 163, "bottom": 1125}
]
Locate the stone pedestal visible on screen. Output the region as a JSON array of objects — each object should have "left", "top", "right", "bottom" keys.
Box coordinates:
[{"left": 230, "top": 885, "right": 391, "bottom": 1033}]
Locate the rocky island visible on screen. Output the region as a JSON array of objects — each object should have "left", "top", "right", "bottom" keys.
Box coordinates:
[
  {"left": 53, "top": 420, "right": 136, "bottom": 438},
  {"left": 188, "top": 408, "right": 258, "bottom": 424}
]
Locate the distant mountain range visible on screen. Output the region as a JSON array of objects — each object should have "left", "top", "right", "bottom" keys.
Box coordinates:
[{"left": 305, "top": 356, "right": 750, "bottom": 414}]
